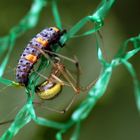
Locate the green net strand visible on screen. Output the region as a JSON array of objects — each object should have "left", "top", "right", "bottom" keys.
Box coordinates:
[
  {"left": 60, "top": 0, "right": 115, "bottom": 42},
  {"left": 0, "top": 77, "right": 17, "bottom": 86},
  {"left": 0, "top": 0, "right": 140, "bottom": 140},
  {"left": 55, "top": 34, "right": 140, "bottom": 140},
  {"left": 0, "top": 0, "right": 47, "bottom": 76},
  {"left": 56, "top": 121, "right": 81, "bottom": 140},
  {"left": 0, "top": 104, "right": 32, "bottom": 140},
  {"left": 71, "top": 122, "right": 81, "bottom": 140},
  {"left": 115, "top": 35, "right": 140, "bottom": 111},
  {"left": 55, "top": 34, "right": 140, "bottom": 139},
  {"left": 71, "top": 47, "right": 112, "bottom": 122},
  {"left": 0, "top": 35, "right": 15, "bottom": 76},
  {"left": 51, "top": 0, "right": 62, "bottom": 29},
  {"left": 121, "top": 59, "right": 140, "bottom": 111}
]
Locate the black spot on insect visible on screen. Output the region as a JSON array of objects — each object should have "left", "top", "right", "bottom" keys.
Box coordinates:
[
  {"left": 49, "top": 28, "right": 53, "bottom": 31},
  {"left": 21, "top": 74, "right": 25, "bottom": 78},
  {"left": 26, "top": 62, "right": 29, "bottom": 65},
  {"left": 35, "top": 43, "right": 39, "bottom": 46}
]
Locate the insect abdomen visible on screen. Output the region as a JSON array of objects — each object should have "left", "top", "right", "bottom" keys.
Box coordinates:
[
  {"left": 16, "top": 27, "right": 61, "bottom": 86},
  {"left": 35, "top": 81, "right": 62, "bottom": 100}
]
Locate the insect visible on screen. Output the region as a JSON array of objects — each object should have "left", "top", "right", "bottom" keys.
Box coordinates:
[
  {"left": 16, "top": 27, "right": 66, "bottom": 86},
  {"left": 33, "top": 51, "right": 97, "bottom": 113}
]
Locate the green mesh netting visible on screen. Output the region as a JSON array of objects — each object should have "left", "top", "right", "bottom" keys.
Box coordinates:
[{"left": 0, "top": 0, "right": 140, "bottom": 140}]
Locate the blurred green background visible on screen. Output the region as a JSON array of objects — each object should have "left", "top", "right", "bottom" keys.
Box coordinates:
[{"left": 0, "top": 0, "right": 140, "bottom": 140}]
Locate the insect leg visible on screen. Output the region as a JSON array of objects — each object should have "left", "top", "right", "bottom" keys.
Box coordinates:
[
  {"left": 32, "top": 46, "right": 55, "bottom": 67},
  {"left": 33, "top": 46, "right": 89, "bottom": 94},
  {"left": 0, "top": 119, "right": 14, "bottom": 125},
  {"left": 62, "top": 94, "right": 77, "bottom": 113},
  {"left": 33, "top": 101, "right": 65, "bottom": 114},
  {"left": 80, "top": 79, "right": 97, "bottom": 92},
  {"left": 33, "top": 94, "right": 77, "bottom": 114},
  {"left": 33, "top": 69, "right": 71, "bottom": 87}
]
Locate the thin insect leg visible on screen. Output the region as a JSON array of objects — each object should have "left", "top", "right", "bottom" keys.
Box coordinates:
[
  {"left": 80, "top": 78, "right": 97, "bottom": 92},
  {"left": 73, "top": 56, "right": 80, "bottom": 90},
  {"left": 54, "top": 55, "right": 81, "bottom": 92},
  {"left": 33, "top": 69, "right": 71, "bottom": 87},
  {"left": 33, "top": 46, "right": 79, "bottom": 92},
  {"left": 54, "top": 54, "right": 81, "bottom": 92},
  {"left": 44, "top": 50, "right": 78, "bottom": 64},
  {"left": 54, "top": 54, "right": 96, "bottom": 93},
  {"left": 51, "top": 74, "right": 71, "bottom": 87},
  {"left": 55, "top": 45, "right": 96, "bottom": 93},
  {"left": 0, "top": 119, "right": 14, "bottom": 125},
  {"left": 65, "top": 68, "right": 97, "bottom": 93},
  {"left": 65, "top": 65, "right": 97, "bottom": 93},
  {"left": 58, "top": 68, "right": 79, "bottom": 93},
  {"left": 32, "top": 46, "right": 55, "bottom": 67},
  {"left": 33, "top": 95, "right": 77, "bottom": 114},
  {"left": 33, "top": 46, "right": 83, "bottom": 93},
  {"left": 33, "top": 46, "right": 79, "bottom": 76},
  {"left": 33, "top": 101, "right": 65, "bottom": 114},
  {"left": 53, "top": 54, "right": 81, "bottom": 93},
  {"left": 63, "top": 94, "right": 77, "bottom": 113},
  {"left": 53, "top": 56, "right": 81, "bottom": 93},
  {"left": 62, "top": 57, "right": 81, "bottom": 93},
  {"left": 64, "top": 69, "right": 76, "bottom": 83},
  {"left": 32, "top": 69, "right": 49, "bottom": 80},
  {"left": 64, "top": 68, "right": 80, "bottom": 91}
]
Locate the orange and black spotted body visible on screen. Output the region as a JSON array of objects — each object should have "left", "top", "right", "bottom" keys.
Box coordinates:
[{"left": 16, "top": 27, "right": 65, "bottom": 86}]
